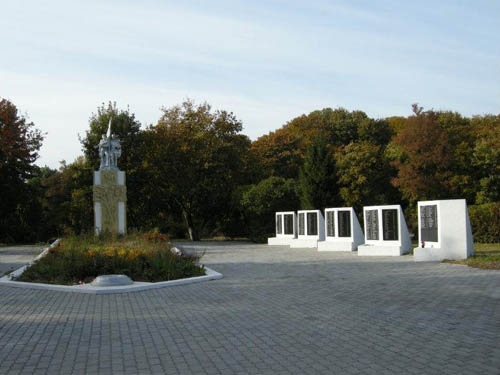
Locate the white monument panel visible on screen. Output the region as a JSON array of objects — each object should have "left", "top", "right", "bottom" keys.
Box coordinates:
[
  {"left": 414, "top": 199, "right": 474, "bottom": 261},
  {"left": 318, "top": 207, "right": 365, "bottom": 251},
  {"left": 290, "top": 210, "right": 325, "bottom": 248},
  {"left": 268, "top": 211, "right": 297, "bottom": 245},
  {"left": 358, "top": 205, "right": 411, "bottom": 256}
]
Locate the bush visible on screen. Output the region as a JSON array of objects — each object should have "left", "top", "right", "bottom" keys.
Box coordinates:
[
  {"left": 16, "top": 232, "right": 205, "bottom": 285},
  {"left": 469, "top": 203, "right": 500, "bottom": 243}
]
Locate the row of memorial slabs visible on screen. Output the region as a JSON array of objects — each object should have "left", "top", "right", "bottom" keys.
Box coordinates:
[{"left": 268, "top": 199, "right": 474, "bottom": 262}]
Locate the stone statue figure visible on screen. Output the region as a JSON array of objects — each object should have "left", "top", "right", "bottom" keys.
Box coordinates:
[{"left": 98, "top": 118, "right": 121, "bottom": 170}]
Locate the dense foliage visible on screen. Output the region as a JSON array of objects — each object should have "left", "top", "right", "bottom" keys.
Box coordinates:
[
  {"left": 0, "top": 99, "right": 44, "bottom": 242},
  {"left": 468, "top": 203, "right": 500, "bottom": 243},
  {"left": 16, "top": 233, "right": 204, "bottom": 284},
  {"left": 0, "top": 97, "right": 498, "bottom": 243}
]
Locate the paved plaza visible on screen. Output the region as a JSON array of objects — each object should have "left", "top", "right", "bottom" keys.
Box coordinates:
[
  {"left": 0, "top": 242, "right": 499, "bottom": 374},
  {"left": 0, "top": 245, "right": 44, "bottom": 277}
]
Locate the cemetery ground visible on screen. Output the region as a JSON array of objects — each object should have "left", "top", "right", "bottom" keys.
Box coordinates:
[{"left": 1, "top": 242, "right": 500, "bottom": 374}]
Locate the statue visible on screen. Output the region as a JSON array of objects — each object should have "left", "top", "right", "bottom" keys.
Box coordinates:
[
  {"left": 98, "top": 118, "right": 122, "bottom": 170},
  {"left": 94, "top": 117, "right": 127, "bottom": 235}
]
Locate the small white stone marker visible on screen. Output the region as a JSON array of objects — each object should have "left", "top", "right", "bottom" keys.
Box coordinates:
[{"left": 91, "top": 274, "right": 133, "bottom": 287}]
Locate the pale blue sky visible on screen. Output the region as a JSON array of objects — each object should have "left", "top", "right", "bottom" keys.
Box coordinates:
[{"left": 1, "top": 0, "right": 499, "bottom": 168}]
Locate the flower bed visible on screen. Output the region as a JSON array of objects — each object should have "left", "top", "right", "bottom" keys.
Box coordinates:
[{"left": 16, "top": 232, "right": 205, "bottom": 285}]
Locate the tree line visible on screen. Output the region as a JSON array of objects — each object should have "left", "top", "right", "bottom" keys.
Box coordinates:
[{"left": 1, "top": 98, "right": 499, "bottom": 243}]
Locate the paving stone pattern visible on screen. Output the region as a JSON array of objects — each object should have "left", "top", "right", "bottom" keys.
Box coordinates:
[{"left": 1, "top": 242, "right": 499, "bottom": 375}]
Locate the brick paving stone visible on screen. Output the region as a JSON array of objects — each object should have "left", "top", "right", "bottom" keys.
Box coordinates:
[{"left": 1, "top": 241, "right": 499, "bottom": 374}]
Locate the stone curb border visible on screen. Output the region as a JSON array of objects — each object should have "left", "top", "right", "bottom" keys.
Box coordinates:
[{"left": 0, "top": 240, "right": 223, "bottom": 294}]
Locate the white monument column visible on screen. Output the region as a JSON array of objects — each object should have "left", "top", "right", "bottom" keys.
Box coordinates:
[{"left": 93, "top": 119, "right": 127, "bottom": 235}]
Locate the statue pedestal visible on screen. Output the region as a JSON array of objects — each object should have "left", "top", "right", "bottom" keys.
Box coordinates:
[{"left": 93, "top": 169, "right": 127, "bottom": 235}]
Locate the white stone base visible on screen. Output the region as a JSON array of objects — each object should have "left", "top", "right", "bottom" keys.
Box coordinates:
[
  {"left": 267, "top": 237, "right": 295, "bottom": 246},
  {"left": 413, "top": 246, "right": 468, "bottom": 261},
  {"left": 358, "top": 244, "right": 410, "bottom": 256},
  {"left": 317, "top": 241, "right": 356, "bottom": 251},
  {"left": 289, "top": 239, "right": 318, "bottom": 248}
]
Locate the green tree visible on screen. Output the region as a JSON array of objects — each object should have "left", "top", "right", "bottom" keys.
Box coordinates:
[
  {"left": 0, "top": 98, "right": 44, "bottom": 242},
  {"left": 250, "top": 107, "right": 367, "bottom": 180},
  {"left": 471, "top": 114, "right": 500, "bottom": 203},
  {"left": 298, "top": 137, "right": 340, "bottom": 210},
  {"left": 358, "top": 118, "right": 393, "bottom": 145},
  {"left": 143, "top": 100, "right": 251, "bottom": 240},
  {"left": 250, "top": 128, "right": 302, "bottom": 179},
  {"left": 436, "top": 111, "right": 476, "bottom": 203},
  {"left": 336, "top": 141, "right": 398, "bottom": 211},
  {"left": 241, "top": 176, "right": 299, "bottom": 242},
  {"left": 41, "top": 157, "right": 93, "bottom": 236}
]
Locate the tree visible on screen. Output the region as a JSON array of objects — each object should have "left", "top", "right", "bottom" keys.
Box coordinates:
[
  {"left": 0, "top": 98, "right": 44, "bottom": 242},
  {"left": 336, "top": 141, "right": 398, "bottom": 211},
  {"left": 436, "top": 110, "right": 476, "bottom": 203},
  {"left": 471, "top": 114, "right": 500, "bottom": 203},
  {"left": 143, "top": 100, "right": 251, "bottom": 240},
  {"left": 250, "top": 128, "right": 302, "bottom": 179},
  {"left": 358, "top": 118, "right": 393, "bottom": 145},
  {"left": 390, "top": 107, "right": 453, "bottom": 204},
  {"left": 37, "top": 158, "right": 94, "bottom": 237},
  {"left": 249, "top": 107, "right": 368, "bottom": 180},
  {"left": 241, "top": 176, "right": 299, "bottom": 242},
  {"left": 298, "top": 137, "right": 340, "bottom": 210},
  {"left": 286, "top": 108, "right": 366, "bottom": 147}
]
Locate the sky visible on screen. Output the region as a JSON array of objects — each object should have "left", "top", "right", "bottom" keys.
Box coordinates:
[{"left": 1, "top": 0, "right": 499, "bottom": 169}]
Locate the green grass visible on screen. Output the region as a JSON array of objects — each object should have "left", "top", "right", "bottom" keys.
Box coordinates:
[
  {"left": 443, "top": 243, "right": 500, "bottom": 270},
  {"left": 16, "top": 232, "right": 205, "bottom": 285}
]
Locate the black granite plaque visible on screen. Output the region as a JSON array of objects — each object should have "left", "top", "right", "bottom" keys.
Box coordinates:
[
  {"left": 276, "top": 215, "right": 282, "bottom": 235},
  {"left": 420, "top": 205, "right": 438, "bottom": 242},
  {"left": 326, "top": 211, "right": 335, "bottom": 237},
  {"left": 284, "top": 214, "right": 294, "bottom": 235},
  {"left": 382, "top": 209, "right": 399, "bottom": 241},
  {"left": 366, "top": 209, "right": 379, "bottom": 240},
  {"left": 298, "top": 213, "right": 305, "bottom": 235},
  {"left": 338, "top": 210, "right": 351, "bottom": 237},
  {"left": 307, "top": 212, "right": 318, "bottom": 236}
]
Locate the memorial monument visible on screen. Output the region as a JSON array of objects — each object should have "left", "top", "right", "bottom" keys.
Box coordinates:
[
  {"left": 268, "top": 211, "right": 297, "bottom": 245},
  {"left": 357, "top": 204, "right": 411, "bottom": 256},
  {"left": 414, "top": 199, "right": 474, "bottom": 261},
  {"left": 93, "top": 119, "right": 127, "bottom": 235},
  {"left": 290, "top": 209, "right": 325, "bottom": 248},
  {"left": 317, "top": 207, "right": 365, "bottom": 251}
]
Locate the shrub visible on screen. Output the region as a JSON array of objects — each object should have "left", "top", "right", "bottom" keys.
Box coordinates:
[
  {"left": 16, "top": 232, "right": 204, "bottom": 285},
  {"left": 469, "top": 203, "right": 500, "bottom": 243}
]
